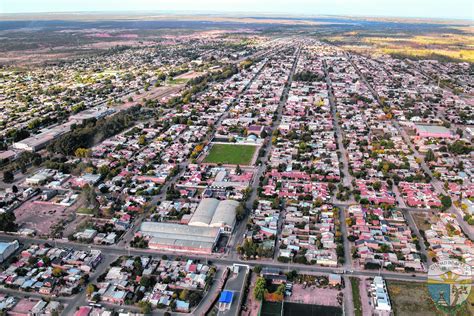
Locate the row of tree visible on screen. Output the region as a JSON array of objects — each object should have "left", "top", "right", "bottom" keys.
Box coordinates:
[{"left": 47, "top": 106, "right": 141, "bottom": 156}]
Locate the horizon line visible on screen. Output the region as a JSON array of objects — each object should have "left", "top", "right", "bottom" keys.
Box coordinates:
[{"left": 0, "top": 10, "right": 472, "bottom": 23}]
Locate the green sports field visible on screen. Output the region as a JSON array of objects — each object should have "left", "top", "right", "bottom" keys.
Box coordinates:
[{"left": 203, "top": 144, "right": 256, "bottom": 165}]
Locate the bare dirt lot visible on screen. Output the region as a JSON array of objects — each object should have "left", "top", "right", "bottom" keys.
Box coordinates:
[
  {"left": 175, "top": 71, "right": 204, "bottom": 80},
  {"left": 14, "top": 198, "right": 73, "bottom": 236},
  {"left": 287, "top": 283, "right": 341, "bottom": 307},
  {"left": 119, "top": 84, "right": 185, "bottom": 109}
]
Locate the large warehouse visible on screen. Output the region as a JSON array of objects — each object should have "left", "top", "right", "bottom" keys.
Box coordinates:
[
  {"left": 0, "top": 240, "right": 19, "bottom": 263},
  {"left": 138, "top": 222, "right": 220, "bottom": 254},
  {"left": 189, "top": 198, "right": 239, "bottom": 233}
]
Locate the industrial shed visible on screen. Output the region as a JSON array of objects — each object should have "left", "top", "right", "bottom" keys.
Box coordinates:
[
  {"left": 138, "top": 222, "right": 220, "bottom": 254},
  {"left": 189, "top": 198, "right": 239, "bottom": 233}
]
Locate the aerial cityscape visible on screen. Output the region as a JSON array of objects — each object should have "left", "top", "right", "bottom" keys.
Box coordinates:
[{"left": 0, "top": 1, "right": 473, "bottom": 316}]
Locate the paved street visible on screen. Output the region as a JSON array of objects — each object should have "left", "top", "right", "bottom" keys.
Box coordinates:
[
  {"left": 0, "top": 233, "right": 439, "bottom": 284},
  {"left": 403, "top": 210, "right": 432, "bottom": 267},
  {"left": 217, "top": 266, "right": 249, "bottom": 316},
  {"left": 230, "top": 43, "right": 302, "bottom": 256}
]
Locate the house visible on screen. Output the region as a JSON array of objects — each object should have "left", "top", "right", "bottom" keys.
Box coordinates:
[
  {"left": 74, "top": 306, "right": 92, "bottom": 316},
  {"left": 175, "top": 300, "right": 190, "bottom": 312}
]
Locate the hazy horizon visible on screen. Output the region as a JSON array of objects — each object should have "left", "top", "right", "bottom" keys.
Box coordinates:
[{"left": 1, "top": 0, "right": 473, "bottom": 20}]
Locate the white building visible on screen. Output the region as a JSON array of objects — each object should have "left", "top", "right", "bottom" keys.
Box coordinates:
[
  {"left": 188, "top": 198, "right": 239, "bottom": 233},
  {"left": 0, "top": 240, "right": 19, "bottom": 263},
  {"left": 370, "top": 276, "right": 392, "bottom": 313}
]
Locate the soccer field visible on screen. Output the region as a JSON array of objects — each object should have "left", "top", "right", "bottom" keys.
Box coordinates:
[{"left": 203, "top": 144, "right": 257, "bottom": 165}]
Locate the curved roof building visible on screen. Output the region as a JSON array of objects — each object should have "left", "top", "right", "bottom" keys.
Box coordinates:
[
  {"left": 210, "top": 199, "right": 239, "bottom": 228},
  {"left": 190, "top": 198, "right": 220, "bottom": 227},
  {"left": 189, "top": 198, "right": 238, "bottom": 232},
  {"left": 138, "top": 222, "right": 220, "bottom": 254}
]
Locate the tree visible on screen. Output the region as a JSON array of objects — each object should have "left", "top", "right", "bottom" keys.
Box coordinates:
[
  {"left": 271, "top": 197, "right": 281, "bottom": 209},
  {"left": 138, "top": 135, "right": 146, "bottom": 146},
  {"left": 52, "top": 267, "right": 63, "bottom": 277},
  {"left": 253, "top": 265, "right": 262, "bottom": 274},
  {"left": 138, "top": 301, "right": 152, "bottom": 314},
  {"left": 140, "top": 276, "right": 155, "bottom": 288},
  {"left": 440, "top": 195, "right": 452, "bottom": 210},
  {"left": 425, "top": 149, "right": 435, "bottom": 162},
  {"left": 379, "top": 243, "right": 390, "bottom": 253},
  {"left": 3, "top": 170, "right": 14, "bottom": 183},
  {"left": 254, "top": 277, "right": 267, "bottom": 300},
  {"left": 81, "top": 185, "right": 98, "bottom": 210},
  {"left": 372, "top": 181, "right": 382, "bottom": 191},
  {"left": 188, "top": 291, "right": 202, "bottom": 307},
  {"left": 336, "top": 244, "right": 345, "bottom": 258},
  {"left": 286, "top": 270, "right": 298, "bottom": 282},
  {"left": 179, "top": 289, "right": 189, "bottom": 301},
  {"left": 276, "top": 283, "right": 286, "bottom": 295},
  {"left": 98, "top": 165, "right": 110, "bottom": 178},
  {"left": 86, "top": 283, "right": 97, "bottom": 296},
  {"left": 74, "top": 148, "right": 91, "bottom": 158},
  {"left": 235, "top": 164, "right": 242, "bottom": 175},
  {"left": 236, "top": 203, "right": 246, "bottom": 221},
  {"left": 0, "top": 212, "right": 17, "bottom": 232}
]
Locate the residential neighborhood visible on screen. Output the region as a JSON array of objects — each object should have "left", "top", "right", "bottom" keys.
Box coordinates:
[{"left": 0, "top": 14, "right": 472, "bottom": 316}]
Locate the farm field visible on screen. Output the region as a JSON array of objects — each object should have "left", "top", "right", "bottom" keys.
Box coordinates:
[
  {"left": 203, "top": 144, "right": 257, "bottom": 165},
  {"left": 323, "top": 28, "right": 474, "bottom": 64}
]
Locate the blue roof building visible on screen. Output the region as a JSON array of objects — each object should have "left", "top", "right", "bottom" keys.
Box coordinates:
[{"left": 218, "top": 290, "right": 234, "bottom": 311}]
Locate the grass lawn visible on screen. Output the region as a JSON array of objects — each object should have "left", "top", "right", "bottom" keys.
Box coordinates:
[
  {"left": 167, "top": 78, "right": 188, "bottom": 85},
  {"left": 77, "top": 207, "right": 95, "bottom": 215},
  {"left": 350, "top": 277, "right": 363, "bottom": 316},
  {"left": 203, "top": 144, "right": 256, "bottom": 165}
]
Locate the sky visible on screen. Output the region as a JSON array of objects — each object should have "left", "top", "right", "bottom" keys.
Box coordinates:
[{"left": 1, "top": 0, "right": 473, "bottom": 20}]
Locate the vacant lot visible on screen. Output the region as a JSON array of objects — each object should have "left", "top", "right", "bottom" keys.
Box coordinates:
[
  {"left": 388, "top": 280, "right": 474, "bottom": 316},
  {"left": 412, "top": 212, "right": 433, "bottom": 231},
  {"left": 387, "top": 281, "right": 439, "bottom": 316},
  {"left": 15, "top": 199, "right": 72, "bottom": 236},
  {"left": 288, "top": 283, "right": 341, "bottom": 307},
  {"left": 203, "top": 144, "right": 257, "bottom": 165}
]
